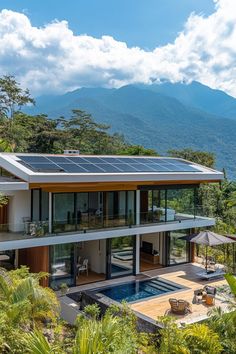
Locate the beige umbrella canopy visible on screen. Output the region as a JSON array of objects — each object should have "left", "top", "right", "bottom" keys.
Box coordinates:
[{"left": 190, "top": 230, "right": 236, "bottom": 272}]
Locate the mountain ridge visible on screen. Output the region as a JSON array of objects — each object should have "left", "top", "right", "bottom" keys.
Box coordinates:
[{"left": 24, "top": 82, "right": 236, "bottom": 178}]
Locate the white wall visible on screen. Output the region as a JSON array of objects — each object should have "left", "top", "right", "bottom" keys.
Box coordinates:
[
  {"left": 141, "top": 232, "right": 166, "bottom": 265},
  {"left": 141, "top": 232, "right": 161, "bottom": 253},
  {"left": 8, "top": 190, "right": 31, "bottom": 232},
  {"left": 76, "top": 239, "right": 106, "bottom": 274}
]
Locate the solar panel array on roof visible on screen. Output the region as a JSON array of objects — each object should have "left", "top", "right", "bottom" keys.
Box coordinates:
[{"left": 16, "top": 155, "right": 200, "bottom": 173}]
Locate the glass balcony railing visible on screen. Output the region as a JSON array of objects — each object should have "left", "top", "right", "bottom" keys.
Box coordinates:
[
  {"left": 0, "top": 206, "right": 210, "bottom": 242},
  {"left": 52, "top": 213, "right": 136, "bottom": 233},
  {"left": 140, "top": 206, "right": 205, "bottom": 225}
]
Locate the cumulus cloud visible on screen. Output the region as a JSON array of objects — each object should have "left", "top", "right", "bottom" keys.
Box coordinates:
[{"left": 0, "top": 0, "right": 235, "bottom": 96}]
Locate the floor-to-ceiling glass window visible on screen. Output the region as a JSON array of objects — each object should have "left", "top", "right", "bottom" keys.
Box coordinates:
[
  {"left": 32, "top": 189, "right": 40, "bottom": 221},
  {"left": 140, "top": 186, "right": 197, "bottom": 224},
  {"left": 104, "top": 191, "right": 135, "bottom": 227},
  {"left": 168, "top": 229, "right": 190, "bottom": 265},
  {"left": 140, "top": 189, "right": 165, "bottom": 223},
  {"left": 50, "top": 243, "right": 75, "bottom": 289},
  {"left": 31, "top": 189, "right": 49, "bottom": 235},
  {"left": 76, "top": 192, "right": 89, "bottom": 230},
  {"left": 52, "top": 190, "right": 135, "bottom": 233},
  {"left": 53, "top": 193, "right": 75, "bottom": 233},
  {"left": 167, "top": 188, "right": 195, "bottom": 221},
  {"left": 88, "top": 192, "right": 103, "bottom": 229},
  {"left": 127, "top": 191, "right": 135, "bottom": 225},
  {"left": 107, "top": 236, "right": 135, "bottom": 278},
  {"left": 41, "top": 191, "right": 49, "bottom": 222}
]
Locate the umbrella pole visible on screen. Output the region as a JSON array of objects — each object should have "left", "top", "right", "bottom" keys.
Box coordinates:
[{"left": 205, "top": 246, "right": 208, "bottom": 273}]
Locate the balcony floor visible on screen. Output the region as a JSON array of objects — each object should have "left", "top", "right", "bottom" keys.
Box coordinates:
[{"left": 0, "top": 214, "right": 214, "bottom": 251}]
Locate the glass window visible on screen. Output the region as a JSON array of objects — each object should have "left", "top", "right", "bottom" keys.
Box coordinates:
[
  {"left": 127, "top": 191, "right": 135, "bottom": 225},
  {"left": 153, "top": 190, "right": 166, "bottom": 222},
  {"left": 167, "top": 188, "right": 195, "bottom": 221},
  {"left": 50, "top": 243, "right": 75, "bottom": 289},
  {"left": 109, "top": 236, "right": 134, "bottom": 278},
  {"left": 88, "top": 192, "right": 103, "bottom": 229},
  {"left": 32, "top": 190, "right": 40, "bottom": 221},
  {"left": 140, "top": 190, "right": 153, "bottom": 223},
  {"left": 41, "top": 191, "right": 49, "bottom": 221},
  {"left": 168, "top": 230, "right": 190, "bottom": 265},
  {"left": 140, "top": 189, "right": 165, "bottom": 224},
  {"left": 53, "top": 193, "right": 75, "bottom": 233},
  {"left": 77, "top": 193, "right": 89, "bottom": 230}
]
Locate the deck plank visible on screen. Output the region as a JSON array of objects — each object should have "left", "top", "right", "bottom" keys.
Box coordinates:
[{"left": 130, "top": 263, "right": 228, "bottom": 324}]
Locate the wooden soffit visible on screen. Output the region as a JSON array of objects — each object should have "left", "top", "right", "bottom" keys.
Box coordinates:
[{"left": 29, "top": 179, "right": 218, "bottom": 193}]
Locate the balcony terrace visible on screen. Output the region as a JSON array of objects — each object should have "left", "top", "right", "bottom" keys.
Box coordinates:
[{"left": 0, "top": 211, "right": 215, "bottom": 251}]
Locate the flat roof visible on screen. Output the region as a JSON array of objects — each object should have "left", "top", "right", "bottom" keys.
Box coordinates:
[{"left": 0, "top": 153, "right": 224, "bottom": 184}]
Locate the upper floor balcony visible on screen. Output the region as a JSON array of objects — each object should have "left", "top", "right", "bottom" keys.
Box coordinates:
[
  {"left": 0, "top": 206, "right": 215, "bottom": 251},
  {"left": 0, "top": 185, "right": 215, "bottom": 249}
]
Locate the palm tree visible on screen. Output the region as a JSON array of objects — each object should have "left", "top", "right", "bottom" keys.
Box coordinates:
[
  {"left": 183, "top": 324, "right": 222, "bottom": 354},
  {"left": 0, "top": 267, "right": 59, "bottom": 327}
]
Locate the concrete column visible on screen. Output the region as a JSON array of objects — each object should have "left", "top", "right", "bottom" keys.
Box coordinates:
[
  {"left": 48, "top": 192, "right": 52, "bottom": 233},
  {"left": 135, "top": 234, "right": 140, "bottom": 275},
  {"left": 135, "top": 190, "right": 140, "bottom": 274},
  {"left": 136, "top": 190, "right": 140, "bottom": 225}
]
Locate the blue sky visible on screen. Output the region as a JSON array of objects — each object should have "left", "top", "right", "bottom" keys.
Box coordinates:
[
  {"left": 0, "top": 0, "right": 215, "bottom": 48},
  {"left": 0, "top": 0, "right": 235, "bottom": 97}
]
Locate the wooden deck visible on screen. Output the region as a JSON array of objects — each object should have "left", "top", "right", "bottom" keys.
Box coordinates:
[{"left": 130, "top": 263, "right": 228, "bottom": 324}]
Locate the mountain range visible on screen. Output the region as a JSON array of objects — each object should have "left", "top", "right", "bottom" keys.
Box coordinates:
[{"left": 25, "top": 81, "right": 236, "bottom": 178}]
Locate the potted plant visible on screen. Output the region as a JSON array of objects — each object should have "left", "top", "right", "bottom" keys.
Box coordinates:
[{"left": 59, "top": 283, "right": 69, "bottom": 296}]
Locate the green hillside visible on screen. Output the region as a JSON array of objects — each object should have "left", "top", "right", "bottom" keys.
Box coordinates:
[{"left": 25, "top": 84, "right": 236, "bottom": 178}]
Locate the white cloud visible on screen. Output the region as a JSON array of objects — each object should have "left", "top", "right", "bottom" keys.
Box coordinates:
[{"left": 0, "top": 0, "right": 236, "bottom": 96}]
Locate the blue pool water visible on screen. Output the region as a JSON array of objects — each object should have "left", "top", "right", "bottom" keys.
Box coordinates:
[
  {"left": 111, "top": 264, "right": 130, "bottom": 273},
  {"left": 97, "top": 278, "right": 184, "bottom": 303}
]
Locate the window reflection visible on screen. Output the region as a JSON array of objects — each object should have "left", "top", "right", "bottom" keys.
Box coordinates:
[
  {"left": 50, "top": 243, "right": 75, "bottom": 289},
  {"left": 110, "top": 236, "right": 134, "bottom": 277},
  {"left": 168, "top": 230, "right": 189, "bottom": 265},
  {"left": 140, "top": 187, "right": 197, "bottom": 224},
  {"left": 52, "top": 191, "right": 136, "bottom": 233},
  {"left": 53, "top": 193, "right": 75, "bottom": 233}
]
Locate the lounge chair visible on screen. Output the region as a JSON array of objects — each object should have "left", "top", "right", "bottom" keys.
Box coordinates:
[
  {"left": 169, "top": 298, "right": 192, "bottom": 315},
  {"left": 196, "top": 267, "right": 225, "bottom": 280}
]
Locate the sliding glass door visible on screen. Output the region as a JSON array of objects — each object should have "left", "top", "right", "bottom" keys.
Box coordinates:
[
  {"left": 52, "top": 191, "right": 135, "bottom": 232},
  {"left": 50, "top": 243, "right": 75, "bottom": 289},
  {"left": 167, "top": 230, "right": 190, "bottom": 265},
  {"left": 107, "top": 236, "right": 135, "bottom": 278}
]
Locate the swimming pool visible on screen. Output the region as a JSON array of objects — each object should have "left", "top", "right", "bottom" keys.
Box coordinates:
[{"left": 95, "top": 277, "right": 185, "bottom": 303}]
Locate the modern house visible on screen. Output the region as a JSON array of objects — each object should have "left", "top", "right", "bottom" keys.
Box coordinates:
[{"left": 0, "top": 153, "right": 223, "bottom": 288}]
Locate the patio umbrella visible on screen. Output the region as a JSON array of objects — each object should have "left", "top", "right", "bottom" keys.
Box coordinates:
[{"left": 190, "top": 231, "right": 236, "bottom": 272}]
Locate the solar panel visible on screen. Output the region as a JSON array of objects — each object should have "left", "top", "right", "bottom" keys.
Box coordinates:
[
  {"left": 94, "top": 164, "right": 122, "bottom": 172},
  {"left": 100, "top": 157, "right": 123, "bottom": 163},
  {"left": 57, "top": 164, "right": 88, "bottom": 173},
  {"left": 65, "top": 157, "right": 90, "bottom": 164},
  {"left": 16, "top": 155, "right": 200, "bottom": 173},
  {"left": 28, "top": 163, "right": 65, "bottom": 172},
  {"left": 47, "top": 156, "right": 70, "bottom": 163},
  {"left": 129, "top": 163, "right": 156, "bottom": 172},
  {"left": 146, "top": 163, "right": 171, "bottom": 172},
  {"left": 19, "top": 155, "right": 48, "bottom": 163},
  {"left": 113, "top": 163, "right": 139, "bottom": 172},
  {"left": 77, "top": 163, "right": 105, "bottom": 173},
  {"left": 81, "top": 157, "right": 105, "bottom": 164}
]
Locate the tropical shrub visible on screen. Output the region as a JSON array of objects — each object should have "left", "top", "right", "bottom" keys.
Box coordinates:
[{"left": 157, "top": 316, "right": 222, "bottom": 354}]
